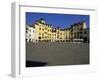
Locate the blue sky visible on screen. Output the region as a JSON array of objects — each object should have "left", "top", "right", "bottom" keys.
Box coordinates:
[{"left": 26, "top": 12, "right": 90, "bottom": 28}]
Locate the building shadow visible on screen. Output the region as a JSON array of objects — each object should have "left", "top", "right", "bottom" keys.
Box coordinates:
[{"left": 26, "top": 60, "right": 47, "bottom": 67}]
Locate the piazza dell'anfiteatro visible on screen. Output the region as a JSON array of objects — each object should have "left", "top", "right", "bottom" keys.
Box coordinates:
[{"left": 26, "top": 18, "right": 89, "bottom": 67}]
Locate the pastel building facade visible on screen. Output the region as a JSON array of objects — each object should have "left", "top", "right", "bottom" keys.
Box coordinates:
[
  {"left": 34, "top": 19, "right": 52, "bottom": 42},
  {"left": 26, "top": 25, "right": 37, "bottom": 42},
  {"left": 70, "top": 21, "right": 89, "bottom": 42},
  {"left": 65, "top": 28, "right": 70, "bottom": 42},
  {"left": 26, "top": 19, "right": 89, "bottom": 43}
]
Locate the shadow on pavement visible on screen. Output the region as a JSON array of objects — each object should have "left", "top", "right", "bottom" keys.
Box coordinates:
[{"left": 26, "top": 61, "right": 47, "bottom": 67}]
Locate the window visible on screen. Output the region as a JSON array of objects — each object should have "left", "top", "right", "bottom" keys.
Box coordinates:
[
  {"left": 77, "top": 34, "right": 79, "bottom": 38},
  {"left": 39, "top": 37, "right": 41, "bottom": 39},
  {"left": 45, "top": 32, "right": 47, "bottom": 34},
  {"left": 77, "top": 32, "right": 79, "bottom": 34},
  {"left": 26, "top": 30, "right": 28, "bottom": 33},
  {"left": 26, "top": 28, "right": 28, "bottom": 30},
  {"left": 42, "top": 33, "right": 44, "bottom": 36},
  {"left": 45, "top": 27, "right": 47, "bottom": 30},
  {"left": 80, "top": 36, "right": 83, "bottom": 39},
  {"left": 80, "top": 32, "right": 82, "bottom": 34},
  {"left": 60, "top": 37, "right": 62, "bottom": 39},
  {"left": 84, "top": 31, "right": 86, "bottom": 34},
  {"left": 39, "top": 33, "right": 41, "bottom": 35},
  {"left": 57, "top": 35, "right": 59, "bottom": 38},
  {"left": 39, "top": 28, "right": 41, "bottom": 30},
  {"left": 80, "top": 28, "right": 82, "bottom": 31},
  {"left": 42, "top": 28, "right": 44, "bottom": 31}
]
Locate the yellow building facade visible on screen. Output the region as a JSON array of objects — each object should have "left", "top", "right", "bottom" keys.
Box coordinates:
[
  {"left": 30, "top": 19, "right": 89, "bottom": 43},
  {"left": 34, "top": 19, "right": 71, "bottom": 42},
  {"left": 34, "top": 19, "right": 53, "bottom": 42},
  {"left": 65, "top": 28, "right": 70, "bottom": 41}
]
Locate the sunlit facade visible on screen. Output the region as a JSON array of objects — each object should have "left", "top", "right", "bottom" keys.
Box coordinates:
[
  {"left": 34, "top": 18, "right": 52, "bottom": 42},
  {"left": 26, "top": 25, "right": 37, "bottom": 42},
  {"left": 26, "top": 19, "right": 89, "bottom": 43}
]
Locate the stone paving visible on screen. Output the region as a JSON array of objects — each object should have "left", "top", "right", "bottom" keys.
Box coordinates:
[{"left": 26, "top": 42, "right": 89, "bottom": 67}]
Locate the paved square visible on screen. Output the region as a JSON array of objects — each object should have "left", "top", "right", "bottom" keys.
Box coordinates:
[{"left": 26, "top": 42, "right": 89, "bottom": 67}]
